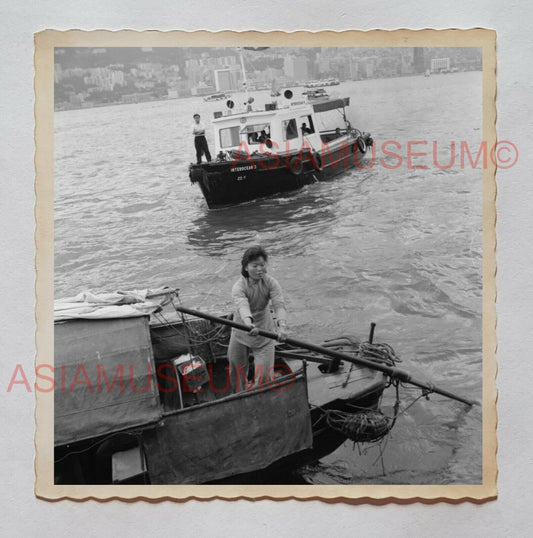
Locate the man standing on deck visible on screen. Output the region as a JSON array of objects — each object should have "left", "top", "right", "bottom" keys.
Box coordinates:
[{"left": 192, "top": 113, "right": 212, "bottom": 164}]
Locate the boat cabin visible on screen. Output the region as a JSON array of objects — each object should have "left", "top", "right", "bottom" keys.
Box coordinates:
[
  {"left": 212, "top": 102, "right": 319, "bottom": 156},
  {"left": 211, "top": 97, "right": 352, "bottom": 156}
]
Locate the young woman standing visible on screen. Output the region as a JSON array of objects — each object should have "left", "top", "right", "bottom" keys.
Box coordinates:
[{"left": 228, "top": 246, "right": 288, "bottom": 392}]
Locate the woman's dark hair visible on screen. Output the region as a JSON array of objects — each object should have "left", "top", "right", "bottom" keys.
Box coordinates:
[{"left": 241, "top": 245, "right": 268, "bottom": 277}]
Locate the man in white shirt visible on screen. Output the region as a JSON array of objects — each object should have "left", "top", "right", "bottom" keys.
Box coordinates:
[{"left": 192, "top": 113, "right": 212, "bottom": 164}]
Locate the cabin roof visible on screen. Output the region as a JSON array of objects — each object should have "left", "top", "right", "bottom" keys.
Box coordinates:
[
  {"left": 312, "top": 97, "right": 350, "bottom": 113},
  {"left": 212, "top": 103, "right": 316, "bottom": 124},
  {"left": 212, "top": 97, "right": 350, "bottom": 125}
]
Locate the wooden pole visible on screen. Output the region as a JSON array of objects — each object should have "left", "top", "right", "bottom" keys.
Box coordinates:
[{"left": 173, "top": 305, "right": 476, "bottom": 407}]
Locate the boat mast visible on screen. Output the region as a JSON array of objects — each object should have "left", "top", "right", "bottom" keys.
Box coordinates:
[{"left": 239, "top": 47, "right": 249, "bottom": 102}]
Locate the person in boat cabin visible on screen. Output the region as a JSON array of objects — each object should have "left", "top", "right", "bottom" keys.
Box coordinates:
[
  {"left": 229, "top": 246, "right": 288, "bottom": 392},
  {"left": 301, "top": 122, "right": 312, "bottom": 135},
  {"left": 192, "top": 113, "right": 212, "bottom": 164}
]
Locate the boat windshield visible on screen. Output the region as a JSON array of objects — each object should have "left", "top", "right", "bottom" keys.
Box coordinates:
[
  {"left": 240, "top": 123, "right": 271, "bottom": 145},
  {"left": 219, "top": 126, "right": 241, "bottom": 148},
  {"left": 282, "top": 118, "right": 299, "bottom": 141}
]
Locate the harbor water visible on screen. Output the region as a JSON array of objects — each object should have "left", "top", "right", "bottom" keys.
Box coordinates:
[{"left": 55, "top": 71, "right": 483, "bottom": 484}]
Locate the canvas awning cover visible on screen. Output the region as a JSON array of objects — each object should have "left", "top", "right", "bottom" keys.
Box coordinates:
[
  {"left": 54, "top": 316, "right": 162, "bottom": 446},
  {"left": 54, "top": 288, "right": 171, "bottom": 321},
  {"left": 143, "top": 370, "right": 313, "bottom": 484},
  {"left": 312, "top": 97, "right": 350, "bottom": 113}
]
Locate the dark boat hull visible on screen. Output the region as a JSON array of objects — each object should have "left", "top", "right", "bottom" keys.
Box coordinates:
[{"left": 189, "top": 135, "right": 373, "bottom": 209}]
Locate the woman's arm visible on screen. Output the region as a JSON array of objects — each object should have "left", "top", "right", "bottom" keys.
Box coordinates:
[
  {"left": 232, "top": 279, "right": 260, "bottom": 335},
  {"left": 231, "top": 279, "right": 254, "bottom": 327},
  {"left": 268, "top": 276, "right": 287, "bottom": 330}
]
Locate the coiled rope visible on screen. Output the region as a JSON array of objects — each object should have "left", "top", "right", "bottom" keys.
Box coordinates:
[
  {"left": 322, "top": 379, "right": 402, "bottom": 444},
  {"left": 325, "top": 409, "right": 393, "bottom": 443}
]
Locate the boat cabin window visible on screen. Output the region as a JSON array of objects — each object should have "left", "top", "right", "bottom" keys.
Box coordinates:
[
  {"left": 219, "top": 126, "right": 241, "bottom": 148},
  {"left": 240, "top": 123, "right": 271, "bottom": 145},
  {"left": 282, "top": 118, "right": 299, "bottom": 141},
  {"left": 300, "top": 115, "right": 315, "bottom": 135}
]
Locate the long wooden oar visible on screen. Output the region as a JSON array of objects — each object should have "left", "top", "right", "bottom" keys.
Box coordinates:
[{"left": 173, "top": 305, "right": 476, "bottom": 407}]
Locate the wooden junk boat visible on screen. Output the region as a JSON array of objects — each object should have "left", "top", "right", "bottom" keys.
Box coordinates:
[{"left": 54, "top": 288, "right": 400, "bottom": 485}]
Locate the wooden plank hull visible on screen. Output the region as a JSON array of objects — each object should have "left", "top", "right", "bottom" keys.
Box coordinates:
[{"left": 54, "top": 313, "right": 390, "bottom": 485}]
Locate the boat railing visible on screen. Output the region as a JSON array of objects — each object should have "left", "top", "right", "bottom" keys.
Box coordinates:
[
  {"left": 160, "top": 364, "right": 308, "bottom": 418},
  {"left": 319, "top": 128, "right": 348, "bottom": 143}
]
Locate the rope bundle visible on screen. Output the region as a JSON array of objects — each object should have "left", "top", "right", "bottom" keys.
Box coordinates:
[
  {"left": 325, "top": 409, "right": 393, "bottom": 443},
  {"left": 358, "top": 342, "right": 401, "bottom": 366},
  {"left": 322, "top": 336, "right": 401, "bottom": 367}
]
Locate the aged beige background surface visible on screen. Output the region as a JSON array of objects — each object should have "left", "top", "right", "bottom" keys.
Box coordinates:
[
  {"left": 35, "top": 28, "right": 496, "bottom": 502},
  {"left": 3, "top": 1, "right": 532, "bottom": 534}
]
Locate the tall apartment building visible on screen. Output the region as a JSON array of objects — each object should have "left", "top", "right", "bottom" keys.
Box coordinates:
[{"left": 284, "top": 56, "right": 309, "bottom": 81}]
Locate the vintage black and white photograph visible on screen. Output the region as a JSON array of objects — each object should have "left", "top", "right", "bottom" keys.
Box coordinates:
[{"left": 36, "top": 30, "right": 496, "bottom": 500}]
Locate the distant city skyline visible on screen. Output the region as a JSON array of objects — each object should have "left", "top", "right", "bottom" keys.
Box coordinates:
[{"left": 54, "top": 47, "right": 482, "bottom": 110}]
